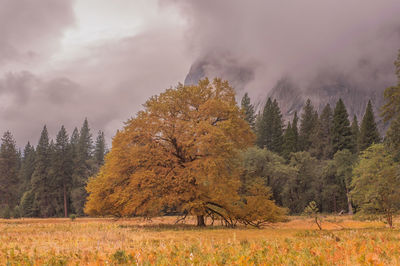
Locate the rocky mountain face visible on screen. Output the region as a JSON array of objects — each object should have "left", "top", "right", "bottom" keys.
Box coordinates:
[{"left": 184, "top": 56, "right": 391, "bottom": 133}]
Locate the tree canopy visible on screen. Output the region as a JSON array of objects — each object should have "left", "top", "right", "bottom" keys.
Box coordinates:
[
  {"left": 351, "top": 144, "right": 400, "bottom": 228},
  {"left": 85, "top": 78, "right": 285, "bottom": 226}
]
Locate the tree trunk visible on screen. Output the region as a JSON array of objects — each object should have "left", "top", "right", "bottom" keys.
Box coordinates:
[
  {"left": 346, "top": 189, "right": 353, "bottom": 215},
  {"left": 63, "top": 183, "right": 68, "bottom": 218},
  {"left": 196, "top": 215, "right": 205, "bottom": 227}
]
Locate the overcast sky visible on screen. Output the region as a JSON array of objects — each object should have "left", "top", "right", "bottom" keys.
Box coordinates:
[{"left": 1, "top": 0, "right": 400, "bottom": 147}]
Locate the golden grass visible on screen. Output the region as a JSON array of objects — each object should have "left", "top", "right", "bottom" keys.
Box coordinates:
[{"left": 0, "top": 215, "right": 399, "bottom": 265}]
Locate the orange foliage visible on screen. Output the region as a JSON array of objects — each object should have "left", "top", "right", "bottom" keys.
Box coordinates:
[{"left": 85, "top": 78, "right": 255, "bottom": 219}]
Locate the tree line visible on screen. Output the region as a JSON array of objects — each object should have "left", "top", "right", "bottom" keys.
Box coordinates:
[
  {"left": 239, "top": 51, "right": 400, "bottom": 226},
  {"left": 0, "top": 119, "right": 107, "bottom": 218},
  {"left": 86, "top": 52, "right": 400, "bottom": 227},
  {"left": 240, "top": 94, "right": 380, "bottom": 214}
]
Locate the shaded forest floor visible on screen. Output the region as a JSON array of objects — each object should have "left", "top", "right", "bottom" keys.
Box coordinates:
[{"left": 1, "top": 215, "right": 399, "bottom": 265}]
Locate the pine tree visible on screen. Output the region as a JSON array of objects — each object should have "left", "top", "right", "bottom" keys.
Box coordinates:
[
  {"left": 256, "top": 98, "right": 284, "bottom": 153},
  {"left": 359, "top": 100, "right": 380, "bottom": 151},
  {"left": 71, "top": 118, "right": 94, "bottom": 216},
  {"left": 18, "top": 142, "right": 36, "bottom": 217},
  {"left": 256, "top": 98, "right": 273, "bottom": 148},
  {"left": 50, "top": 126, "right": 73, "bottom": 217},
  {"left": 292, "top": 112, "right": 299, "bottom": 151},
  {"left": 310, "top": 104, "right": 333, "bottom": 159},
  {"left": 299, "top": 99, "right": 318, "bottom": 151},
  {"left": 241, "top": 93, "right": 256, "bottom": 130},
  {"left": 0, "top": 131, "right": 20, "bottom": 215},
  {"left": 31, "top": 126, "right": 52, "bottom": 217},
  {"left": 332, "top": 99, "right": 353, "bottom": 154},
  {"left": 270, "top": 99, "right": 284, "bottom": 154},
  {"left": 282, "top": 122, "right": 296, "bottom": 159},
  {"left": 350, "top": 115, "right": 360, "bottom": 154},
  {"left": 94, "top": 130, "right": 106, "bottom": 167},
  {"left": 19, "top": 142, "right": 36, "bottom": 192},
  {"left": 385, "top": 113, "right": 400, "bottom": 161}
]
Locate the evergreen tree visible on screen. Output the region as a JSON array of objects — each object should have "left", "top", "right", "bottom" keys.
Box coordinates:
[
  {"left": 385, "top": 113, "right": 400, "bottom": 161},
  {"left": 359, "top": 100, "right": 380, "bottom": 151},
  {"left": 256, "top": 98, "right": 284, "bottom": 154},
  {"left": 350, "top": 115, "right": 360, "bottom": 154},
  {"left": 256, "top": 98, "right": 273, "bottom": 148},
  {"left": 0, "top": 131, "right": 20, "bottom": 215},
  {"left": 270, "top": 99, "right": 284, "bottom": 154},
  {"left": 71, "top": 118, "right": 94, "bottom": 215},
  {"left": 281, "top": 152, "right": 322, "bottom": 213},
  {"left": 292, "top": 111, "right": 299, "bottom": 151},
  {"left": 310, "top": 104, "right": 333, "bottom": 159},
  {"left": 19, "top": 142, "right": 36, "bottom": 192},
  {"left": 332, "top": 99, "right": 353, "bottom": 154},
  {"left": 94, "top": 130, "right": 106, "bottom": 167},
  {"left": 241, "top": 93, "right": 256, "bottom": 130},
  {"left": 382, "top": 51, "right": 400, "bottom": 161},
  {"left": 50, "top": 126, "right": 73, "bottom": 217},
  {"left": 282, "top": 122, "right": 296, "bottom": 159},
  {"left": 31, "top": 126, "right": 52, "bottom": 217},
  {"left": 18, "top": 142, "right": 36, "bottom": 217},
  {"left": 70, "top": 127, "right": 80, "bottom": 155},
  {"left": 299, "top": 99, "right": 318, "bottom": 151}
]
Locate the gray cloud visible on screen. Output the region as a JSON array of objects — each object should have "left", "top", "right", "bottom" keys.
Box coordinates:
[
  {"left": 0, "top": 0, "right": 192, "bottom": 146},
  {"left": 2, "top": 0, "right": 400, "bottom": 145},
  {"left": 0, "top": 24, "right": 190, "bottom": 146},
  {"left": 0, "top": 0, "right": 75, "bottom": 68},
  {"left": 167, "top": 0, "right": 400, "bottom": 100}
]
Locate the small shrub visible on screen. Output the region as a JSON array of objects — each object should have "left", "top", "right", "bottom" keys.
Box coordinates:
[
  {"left": 69, "top": 214, "right": 77, "bottom": 221},
  {"left": 111, "top": 249, "right": 128, "bottom": 264},
  {"left": 303, "top": 201, "right": 322, "bottom": 230}
]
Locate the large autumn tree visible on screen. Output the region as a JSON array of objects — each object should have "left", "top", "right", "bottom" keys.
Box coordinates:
[{"left": 85, "top": 78, "right": 283, "bottom": 226}]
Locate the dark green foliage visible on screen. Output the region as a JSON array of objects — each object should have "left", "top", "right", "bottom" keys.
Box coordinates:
[
  {"left": 241, "top": 93, "right": 256, "bottom": 130},
  {"left": 282, "top": 122, "right": 296, "bottom": 159},
  {"left": 310, "top": 104, "right": 333, "bottom": 159},
  {"left": 31, "top": 126, "right": 52, "bottom": 217},
  {"left": 351, "top": 144, "right": 399, "bottom": 228},
  {"left": 18, "top": 143, "right": 35, "bottom": 194},
  {"left": 332, "top": 99, "right": 353, "bottom": 154},
  {"left": 382, "top": 51, "right": 400, "bottom": 161},
  {"left": 71, "top": 118, "right": 95, "bottom": 216},
  {"left": 350, "top": 116, "right": 360, "bottom": 154},
  {"left": 332, "top": 149, "right": 356, "bottom": 214},
  {"left": 94, "top": 130, "right": 107, "bottom": 167},
  {"left": 240, "top": 147, "right": 295, "bottom": 206},
  {"left": 359, "top": 100, "right": 380, "bottom": 151},
  {"left": 256, "top": 98, "right": 273, "bottom": 148},
  {"left": 385, "top": 113, "right": 400, "bottom": 161},
  {"left": 320, "top": 161, "right": 347, "bottom": 213},
  {"left": 256, "top": 98, "right": 284, "bottom": 154},
  {"left": 20, "top": 189, "right": 35, "bottom": 217},
  {"left": 49, "top": 126, "right": 73, "bottom": 217},
  {"left": 0, "top": 131, "right": 20, "bottom": 215},
  {"left": 381, "top": 51, "right": 400, "bottom": 123},
  {"left": 270, "top": 100, "right": 284, "bottom": 154},
  {"left": 292, "top": 112, "right": 299, "bottom": 150},
  {"left": 299, "top": 99, "right": 318, "bottom": 151},
  {"left": 281, "top": 152, "right": 322, "bottom": 214},
  {"left": 282, "top": 112, "right": 299, "bottom": 159}
]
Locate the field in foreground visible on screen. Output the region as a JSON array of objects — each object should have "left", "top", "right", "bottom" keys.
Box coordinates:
[{"left": 1, "top": 216, "right": 399, "bottom": 265}]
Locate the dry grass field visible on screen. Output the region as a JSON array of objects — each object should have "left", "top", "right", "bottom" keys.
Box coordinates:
[{"left": 1, "top": 215, "right": 399, "bottom": 265}]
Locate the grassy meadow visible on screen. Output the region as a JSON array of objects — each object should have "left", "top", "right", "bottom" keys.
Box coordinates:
[{"left": 0, "top": 216, "right": 399, "bottom": 265}]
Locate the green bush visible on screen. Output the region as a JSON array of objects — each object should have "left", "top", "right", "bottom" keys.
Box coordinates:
[{"left": 69, "top": 214, "right": 77, "bottom": 221}]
